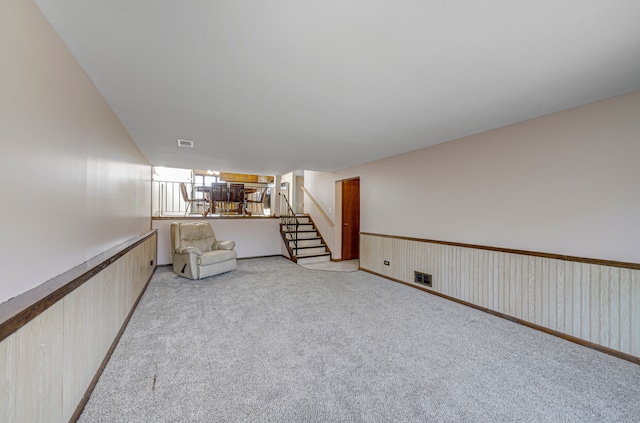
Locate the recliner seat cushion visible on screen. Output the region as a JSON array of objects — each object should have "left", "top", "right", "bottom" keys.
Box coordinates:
[{"left": 198, "top": 250, "right": 237, "bottom": 266}]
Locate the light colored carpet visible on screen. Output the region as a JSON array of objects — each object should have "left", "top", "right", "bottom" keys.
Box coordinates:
[
  {"left": 79, "top": 257, "right": 640, "bottom": 422},
  {"left": 299, "top": 259, "right": 359, "bottom": 272}
]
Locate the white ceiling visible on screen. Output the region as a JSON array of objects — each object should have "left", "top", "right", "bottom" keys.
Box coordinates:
[{"left": 35, "top": 0, "right": 640, "bottom": 176}]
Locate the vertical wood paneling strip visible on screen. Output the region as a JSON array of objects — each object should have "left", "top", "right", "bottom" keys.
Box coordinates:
[
  {"left": 620, "top": 269, "right": 631, "bottom": 353},
  {"left": 563, "top": 262, "right": 573, "bottom": 335},
  {"left": 599, "top": 266, "right": 611, "bottom": 348},
  {"left": 496, "top": 253, "right": 509, "bottom": 313},
  {"left": 508, "top": 254, "right": 516, "bottom": 316},
  {"left": 470, "top": 249, "right": 478, "bottom": 305},
  {"left": 590, "top": 266, "right": 601, "bottom": 344},
  {"left": 442, "top": 244, "right": 449, "bottom": 295},
  {"left": 572, "top": 263, "right": 582, "bottom": 337},
  {"left": 487, "top": 250, "right": 494, "bottom": 309},
  {"left": 527, "top": 257, "right": 536, "bottom": 323},
  {"left": 63, "top": 278, "right": 93, "bottom": 420},
  {"left": 556, "top": 260, "right": 564, "bottom": 332},
  {"left": 454, "top": 246, "right": 461, "bottom": 299},
  {"left": 0, "top": 333, "right": 16, "bottom": 423},
  {"left": 446, "top": 246, "right": 453, "bottom": 297},
  {"left": 541, "top": 259, "right": 550, "bottom": 328},
  {"left": 16, "top": 302, "right": 64, "bottom": 423},
  {"left": 518, "top": 254, "right": 527, "bottom": 321},
  {"left": 447, "top": 245, "right": 454, "bottom": 297},
  {"left": 580, "top": 263, "right": 591, "bottom": 341},
  {"left": 631, "top": 270, "right": 640, "bottom": 356},
  {"left": 481, "top": 249, "right": 489, "bottom": 309},
  {"left": 460, "top": 247, "right": 467, "bottom": 301},
  {"left": 542, "top": 259, "right": 557, "bottom": 329},
  {"left": 609, "top": 267, "right": 620, "bottom": 350},
  {"left": 534, "top": 258, "right": 543, "bottom": 326}
]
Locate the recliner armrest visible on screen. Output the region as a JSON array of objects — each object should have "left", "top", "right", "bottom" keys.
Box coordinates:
[
  {"left": 213, "top": 240, "right": 235, "bottom": 250},
  {"left": 176, "top": 246, "right": 203, "bottom": 255}
]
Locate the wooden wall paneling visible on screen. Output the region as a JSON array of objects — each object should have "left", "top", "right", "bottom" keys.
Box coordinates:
[
  {"left": 461, "top": 246, "right": 471, "bottom": 303},
  {"left": 599, "top": 266, "right": 611, "bottom": 349},
  {"left": 359, "top": 233, "right": 639, "bottom": 361},
  {"left": 510, "top": 254, "right": 519, "bottom": 319},
  {"left": 454, "top": 245, "right": 462, "bottom": 300},
  {"left": 143, "top": 234, "right": 153, "bottom": 287},
  {"left": 509, "top": 254, "right": 520, "bottom": 319},
  {"left": 554, "top": 259, "right": 563, "bottom": 332},
  {"left": 541, "top": 258, "right": 550, "bottom": 329},
  {"left": 501, "top": 252, "right": 508, "bottom": 313},
  {"left": 370, "top": 235, "right": 379, "bottom": 274},
  {"left": 482, "top": 249, "right": 490, "bottom": 309},
  {"left": 450, "top": 245, "right": 458, "bottom": 299},
  {"left": 63, "top": 276, "right": 96, "bottom": 420},
  {"left": 359, "top": 235, "right": 369, "bottom": 269},
  {"left": 446, "top": 244, "right": 453, "bottom": 296},
  {"left": 579, "top": 263, "right": 591, "bottom": 342},
  {"left": 478, "top": 248, "right": 486, "bottom": 308},
  {"left": 526, "top": 256, "right": 536, "bottom": 323},
  {"left": 493, "top": 251, "right": 501, "bottom": 311},
  {"left": 380, "top": 236, "right": 388, "bottom": 276},
  {"left": 448, "top": 245, "right": 455, "bottom": 297},
  {"left": 632, "top": 270, "right": 640, "bottom": 356},
  {"left": 542, "top": 259, "right": 559, "bottom": 330},
  {"left": 366, "top": 235, "right": 376, "bottom": 273},
  {"left": 95, "top": 266, "right": 114, "bottom": 361},
  {"left": 440, "top": 244, "right": 449, "bottom": 296},
  {"left": 478, "top": 249, "right": 486, "bottom": 309},
  {"left": 522, "top": 255, "right": 530, "bottom": 321},
  {"left": 436, "top": 243, "right": 442, "bottom": 290},
  {"left": 407, "top": 239, "right": 418, "bottom": 285},
  {"left": 589, "top": 265, "right": 601, "bottom": 345},
  {"left": 105, "top": 263, "right": 122, "bottom": 345},
  {"left": 571, "top": 263, "right": 581, "bottom": 337},
  {"left": 609, "top": 267, "right": 620, "bottom": 350},
  {"left": 471, "top": 249, "right": 480, "bottom": 306},
  {"left": 422, "top": 242, "right": 430, "bottom": 288},
  {"left": 562, "top": 262, "right": 572, "bottom": 336},
  {"left": 124, "top": 249, "right": 135, "bottom": 313},
  {"left": 490, "top": 250, "right": 498, "bottom": 311},
  {"left": 16, "top": 301, "right": 64, "bottom": 423},
  {"left": 395, "top": 237, "right": 406, "bottom": 283},
  {"left": 1, "top": 332, "right": 16, "bottom": 422},
  {"left": 119, "top": 251, "right": 132, "bottom": 323},
  {"left": 619, "top": 269, "right": 631, "bottom": 353},
  {"left": 0, "top": 232, "right": 156, "bottom": 423}
]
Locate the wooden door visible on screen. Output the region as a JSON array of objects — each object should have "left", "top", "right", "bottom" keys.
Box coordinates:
[{"left": 341, "top": 178, "right": 360, "bottom": 260}]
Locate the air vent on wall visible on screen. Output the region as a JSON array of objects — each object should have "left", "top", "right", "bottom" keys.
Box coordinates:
[
  {"left": 414, "top": 271, "right": 432, "bottom": 287},
  {"left": 177, "top": 139, "right": 194, "bottom": 148}
]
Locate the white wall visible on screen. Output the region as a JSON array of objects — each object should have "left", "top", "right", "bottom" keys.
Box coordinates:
[
  {"left": 0, "top": 0, "right": 151, "bottom": 304},
  {"left": 280, "top": 172, "right": 293, "bottom": 204},
  {"left": 305, "top": 91, "right": 640, "bottom": 264},
  {"left": 152, "top": 218, "right": 283, "bottom": 265}
]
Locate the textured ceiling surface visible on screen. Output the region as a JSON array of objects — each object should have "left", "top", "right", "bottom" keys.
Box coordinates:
[{"left": 34, "top": 0, "right": 640, "bottom": 175}]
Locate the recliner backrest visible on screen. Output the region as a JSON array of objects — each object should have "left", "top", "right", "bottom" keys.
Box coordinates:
[{"left": 172, "top": 222, "right": 217, "bottom": 253}]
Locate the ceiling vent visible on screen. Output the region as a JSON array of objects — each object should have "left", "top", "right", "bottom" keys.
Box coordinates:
[{"left": 177, "top": 139, "right": 194, "bottom": 148}]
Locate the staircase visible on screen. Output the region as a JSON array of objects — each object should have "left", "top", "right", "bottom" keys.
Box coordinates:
[
  {"left": 280, "top": 215, "right": 331, "bottom": 264},
  {"left": 279, "top": 193, "right": 331, "bottom": 264}
]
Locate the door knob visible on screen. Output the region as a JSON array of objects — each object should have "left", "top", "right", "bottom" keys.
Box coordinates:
[{"left": 344, "top": 223, "right": 348, "bottom": 226}]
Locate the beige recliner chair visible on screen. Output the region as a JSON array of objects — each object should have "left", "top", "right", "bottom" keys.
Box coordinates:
[{"left": 171, "top": 221, "right": 237, "bottom": 279}]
